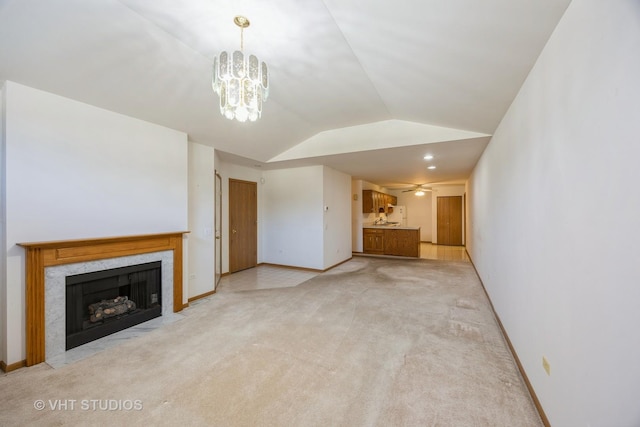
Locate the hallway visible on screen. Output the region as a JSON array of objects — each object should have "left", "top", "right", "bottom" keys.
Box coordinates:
[{"left": 217, "top": 244, "right": 469, "bottom": 293}]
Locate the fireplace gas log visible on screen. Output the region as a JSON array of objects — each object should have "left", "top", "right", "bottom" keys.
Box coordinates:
[
  {"left": 89, "top": 296, "right": 136, "bottom": 323},
  {"left": 65, "top": 260, "right": 162, "bottom": 350}
]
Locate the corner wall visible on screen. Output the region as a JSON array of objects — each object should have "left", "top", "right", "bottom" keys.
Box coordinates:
[
  {"left": 322, "top": 166, "right": 351, "bottom": 269},
  {"left": 351, "top": 180, "right": 363, "bottom": 252},
  {"left": 261, "top": 165, "right": 351, "bottom": 270},
  {"left": 0, "top": 85, "right": 6, "bottom": 367},
  {"left": 467, "top": 1, "right": 640, "bottom": 424},
  {"left": 188, "top": 142, "right": 215, "bottom": 299},
  {"left": 262, "top": 166, "right": 325, "bottom": 270}
]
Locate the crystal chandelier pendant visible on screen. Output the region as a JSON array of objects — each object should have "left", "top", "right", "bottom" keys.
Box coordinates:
[{"left": 212, "top": 16, "right": 269, "bottom": 122}]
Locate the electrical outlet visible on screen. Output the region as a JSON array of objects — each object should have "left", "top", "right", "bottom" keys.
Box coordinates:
[{"left": 542, "top": 356, "right": 551, "bottom": 376}]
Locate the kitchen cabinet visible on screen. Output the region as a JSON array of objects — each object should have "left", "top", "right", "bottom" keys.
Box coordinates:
[
  {"left": 362, "top": 190, "right": 375, "bottom": 213},
  {"left": 386, "top": 194, "right": 398, "bottom": 209},
  {"left": 363, "top": 227, "right": 419, "bottom": 257},
  {"left": 363, "top": 229, "right": 385, "bottom": 254},
  {"left": 384, "top": 229, "right": 419, "bottom": 257},
  {"left": 362, "top": 190, "right": 398, "bottom": 213}
]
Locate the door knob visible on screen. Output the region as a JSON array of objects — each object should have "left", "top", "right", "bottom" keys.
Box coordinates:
[{"left": 232, "top": 229, "right": 237, "bottom": 234}]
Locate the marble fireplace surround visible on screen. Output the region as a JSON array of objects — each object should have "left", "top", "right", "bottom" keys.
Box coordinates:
[{"left": 18, "top": 232, "right": 187, "bottom": 366}]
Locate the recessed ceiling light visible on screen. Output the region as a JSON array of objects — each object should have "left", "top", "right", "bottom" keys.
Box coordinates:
[
  {"left": 427, "top": 165, "right": 436, "bottom": 170},
  {"left": 423, "top": 155, "right": 434, "bottom": 160}
]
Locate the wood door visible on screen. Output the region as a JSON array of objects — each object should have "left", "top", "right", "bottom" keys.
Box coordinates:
[
  {"left": 214, "top": 172, "right": 222, "bottom": 288},
  {"left": 437, "top": 196, "right": 463, "bottom": 246},
  {"left": 229, "top": 179, "right": 257, "bottom": 273}
]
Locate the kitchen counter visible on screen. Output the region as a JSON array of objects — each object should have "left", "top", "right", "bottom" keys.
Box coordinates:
[
  {"left": 363, "top": 224, "right": 420, "bottom": 230},
  {"left": 362, "top": 226, "right": 420, "bottom": 257}
]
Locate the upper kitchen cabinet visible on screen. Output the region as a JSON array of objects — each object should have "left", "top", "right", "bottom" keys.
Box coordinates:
[
  {"left": 362, "top": 190, "right": 398, "bottom": 213},
  {"left": 362, "top": 190, "right": 380, "bottom": 213}
]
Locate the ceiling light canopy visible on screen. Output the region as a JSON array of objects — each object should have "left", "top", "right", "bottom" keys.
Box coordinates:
[{"left": 212, "top": 16, "right": 269, "bottom": 122}]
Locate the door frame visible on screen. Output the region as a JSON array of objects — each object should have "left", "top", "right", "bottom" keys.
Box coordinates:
[{"left": 214, "top": 171, "right": 222, "bottom": 288}]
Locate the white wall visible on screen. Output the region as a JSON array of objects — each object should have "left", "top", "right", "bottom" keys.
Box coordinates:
[
  {"left": 2, "top": 81, "right": 188, "bottom": 366},
  {"left": 261, "top": 165, "right": 351, "bottom": 270},
  {"left": 467, "top": 1, "right": 640, "bottom": 425},
  {"left": 188, "top": 142, "right": 215, "bottom": 299},
  {"left": 322, "top": 166, "right": 351, "bottom": 269},
  {"left": 0, "top": 86, "right": 6, "bottom": 366},
  {"left": 262, "top": 166, "right": 325, "bottom": 269}
]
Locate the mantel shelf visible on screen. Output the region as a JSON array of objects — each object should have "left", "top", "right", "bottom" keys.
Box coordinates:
[{"left": 18, "top": 231, "right": 190, "bottom": 249}]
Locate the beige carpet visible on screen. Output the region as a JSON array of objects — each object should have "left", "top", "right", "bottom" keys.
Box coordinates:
[{"left": 0, "top": 257, "right": 542, "bottom": 426}]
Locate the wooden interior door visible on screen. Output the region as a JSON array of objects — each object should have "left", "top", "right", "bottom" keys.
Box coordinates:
[
  {"left": 214, "top": 172, "right": 222, "bottom": 288},
  {"left": 437, "top": 196, "right": 463, "bottom": 246},
  {"left": 229, "top": 179, "right": 257, "bottom": 273}
]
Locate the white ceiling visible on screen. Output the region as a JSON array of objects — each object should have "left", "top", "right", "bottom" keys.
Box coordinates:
[{"left": 0, "top": 0, "right": 571, "bottom": 189}]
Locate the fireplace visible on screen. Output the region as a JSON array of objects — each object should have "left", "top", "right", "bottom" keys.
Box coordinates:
[
  {"left": 65, "top": 261, "right": 162, "bottom": 350},
  {"left": 18, "top": 232, "right": 186, "bottom": 367}
]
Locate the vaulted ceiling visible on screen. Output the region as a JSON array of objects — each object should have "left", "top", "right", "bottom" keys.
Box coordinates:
[{"left": 0, "top": 0, "right": 571, "bottom": 189}]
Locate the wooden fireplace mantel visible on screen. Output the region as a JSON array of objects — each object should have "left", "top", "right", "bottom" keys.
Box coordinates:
[{"left": 18, "top": 231, "right": 189, "bottom": 366}]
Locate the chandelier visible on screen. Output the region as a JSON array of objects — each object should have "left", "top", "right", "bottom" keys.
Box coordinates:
[{"left": 212, "top": 16, "right": 269, "bottom": 122}]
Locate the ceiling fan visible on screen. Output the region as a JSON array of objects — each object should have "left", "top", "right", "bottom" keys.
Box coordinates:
[
  {"left": 400, "top": 184, "right": 433, "bottom": 196},
  {"left": 402, "top": 184, "right": 432, "bottom": 194}
]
